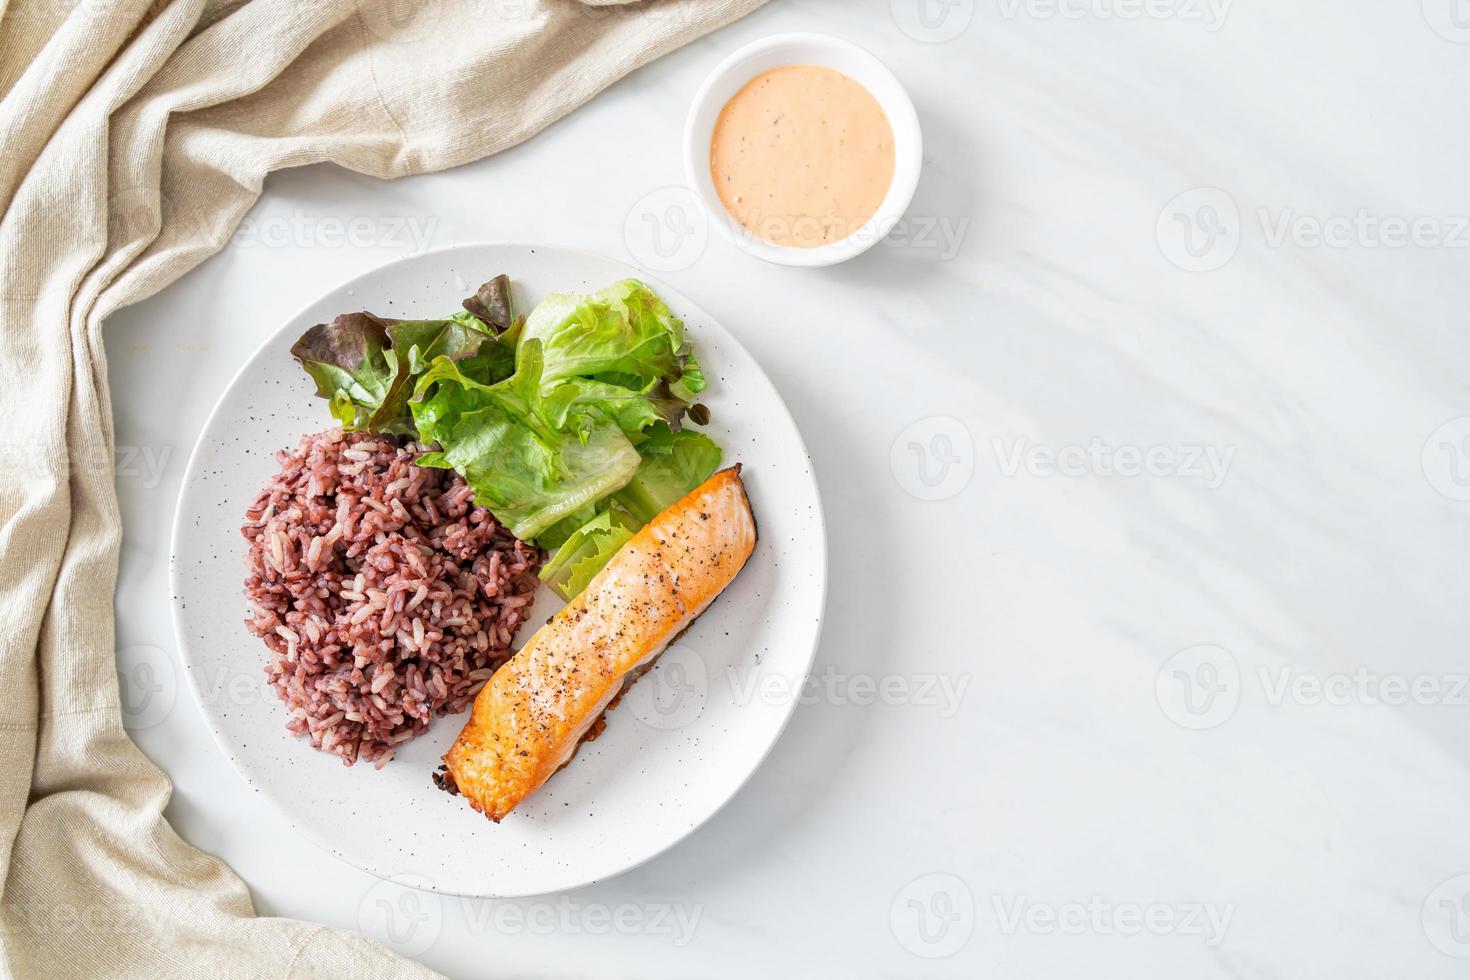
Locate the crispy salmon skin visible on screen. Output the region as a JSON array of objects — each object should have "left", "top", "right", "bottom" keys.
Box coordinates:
[{"left": 440, "top": 466, "right": 757, "bottom": 821}]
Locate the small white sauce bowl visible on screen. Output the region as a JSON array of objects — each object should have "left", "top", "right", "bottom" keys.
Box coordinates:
[{"left": 684, "top": 32, "right": 923, "bottom": 268}]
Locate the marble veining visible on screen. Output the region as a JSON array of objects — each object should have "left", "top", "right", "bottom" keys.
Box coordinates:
[{"left": 105, "top": 1, "right": 1470, "bottom": 976}]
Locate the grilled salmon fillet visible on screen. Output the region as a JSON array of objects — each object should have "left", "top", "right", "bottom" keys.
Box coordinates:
[{"left": 439, "top": 465, "right": 757, "bottom": 821}]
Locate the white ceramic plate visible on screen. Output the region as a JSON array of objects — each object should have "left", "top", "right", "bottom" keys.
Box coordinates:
[{"left": 170, "top": 243, "right": 825, "bottom": 897}]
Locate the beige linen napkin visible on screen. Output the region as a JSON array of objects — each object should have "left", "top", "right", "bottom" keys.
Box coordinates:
[{"left": 0, "top": 1, "right": 763, "bottom": 976}]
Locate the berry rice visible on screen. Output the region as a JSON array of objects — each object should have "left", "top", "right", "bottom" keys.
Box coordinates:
[{"left": 241, "top": 429, "right": 540, "bottom": 767}]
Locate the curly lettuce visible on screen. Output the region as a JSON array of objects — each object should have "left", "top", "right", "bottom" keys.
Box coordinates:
[
  {"left": 291, "top": 301, "right": 514, "bottom": 434},
  {"left": 293, "top": 274, "right": 721, "bottom": 595},
  {"left": 537, "top": 509, "right": 640, "bottom": 600},
  {"left": 614, "top": 425, "right": 723, "bottom": 525},
  {"left": 534, "top": 425, "right": 722, "bottom": 599},
  {"left": 520, "top": 279, "right": 707, "bottom": 429},
  {"left": 410, "top": 341, "right": 642, "bottom": 541}
]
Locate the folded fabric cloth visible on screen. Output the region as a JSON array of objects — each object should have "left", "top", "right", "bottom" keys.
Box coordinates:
[{"left": 0, "top": 1, "right": 763, "bottom": 976}]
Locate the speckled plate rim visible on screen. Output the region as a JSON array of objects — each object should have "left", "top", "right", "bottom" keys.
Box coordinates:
[{"left": 168, "top": 242, "right": 827, "bottom": 897}]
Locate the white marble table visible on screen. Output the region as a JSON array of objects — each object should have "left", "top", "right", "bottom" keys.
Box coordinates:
[{"left": 105, "top": 2, "right": 1470, "bottom": 976}]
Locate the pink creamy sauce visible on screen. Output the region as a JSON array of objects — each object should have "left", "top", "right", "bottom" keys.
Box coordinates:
[{"left": 710, "top": 65, "right": 895, "bottom": 249}]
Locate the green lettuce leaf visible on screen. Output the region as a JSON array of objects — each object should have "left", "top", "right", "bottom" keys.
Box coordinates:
[
  {"left": 540, "top": 377, "right": 688, "bottom": 438},
  {"left": 447, "top": 316, "right": 517, "bottom": 386},
  {"left": 410, "top": 340, "right": 641, "bottom": 541},
  {"left": 614, "top": 424, "right": 723, "bottom": 524},
  {"left": 537, "top": 508, "right": 639, "bottom": 601},
  {"left": 520, "top": 279, "right": 706, "bottom": 427},
  {"left": 538, "top": 425, "right": 723, "bottom": 601},
  {"left": 670, "top": 351, "right": 706, "bottom": 404},
  {"left": 291, "top": 312, "right": 507, "bottom": 434},
  {"left": 291, "top": 313, "right": 397, "bottom": 430},
  {"left": 461, "top": 273, "right": 515, "bottom": 332},
  {"left": 292, "top": 273, "right": 523, "bottom": 434},
  {"left": 372, "top": 318, "right": 506, "bottom": 432},
  {"left": 295, "top": 275, "right": 720, "bottom": 558},
  {"left": 535, "top": 501, "right": 601, "bottom": 552}
]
